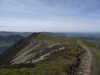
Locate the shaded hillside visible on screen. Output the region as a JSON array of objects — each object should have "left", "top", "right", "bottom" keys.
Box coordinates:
[
  {"left": 0, "top": 35, "right": 24, "bottom": 42},
  {"left": 0, "top": 31, "right": 31, "bottom": 54},
  {"left": 0, "top": 33, "right": 39, "bottom": 64},
  {"left": 0, "top": 33, "right": 85, "bottom": 75},
  {"left": 0, "top": 35, "right": 24, "bottom": 54}
]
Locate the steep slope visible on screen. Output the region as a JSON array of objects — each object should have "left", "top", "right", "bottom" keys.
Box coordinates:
[
  {"left": 0, "top": 33, "right": 71, "bottom": 64},
  {"left": 0, "top": 33, "right": 39, "bottom": 64},
  {"left": 0, "top": 33, "right": 85, "bottom": 75}
]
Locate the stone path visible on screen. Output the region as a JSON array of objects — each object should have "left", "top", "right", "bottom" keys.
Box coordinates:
[{"left": 77, "top": 41, "right": 92, "bottom": 75}]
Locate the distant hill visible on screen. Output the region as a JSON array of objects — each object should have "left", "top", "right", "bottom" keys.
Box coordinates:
[
  {"left": 0, "top": 35, "right": 24, "bottom": 42},
  {"left": 0, "top": 35, "right": 24, "bottom": 54},
  {"left": 0, "top": 31, "right": 31, "bottom": 37},
  {"left": 0, "top": 31, "right": 31, "bottom": 54}
]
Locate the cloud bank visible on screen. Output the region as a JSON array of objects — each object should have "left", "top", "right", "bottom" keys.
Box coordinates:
[{"left": 0, "top": 0, "right": 100, "bottom": 32}]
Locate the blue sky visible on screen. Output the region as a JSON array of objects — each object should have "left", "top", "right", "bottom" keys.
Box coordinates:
[{"left": 0, "top": 0, "right": 100, "bottom": 32}]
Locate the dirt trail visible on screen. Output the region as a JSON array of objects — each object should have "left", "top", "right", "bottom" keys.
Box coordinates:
[{"left": 77, "top": 40, "right": 92, "bottom": 75}]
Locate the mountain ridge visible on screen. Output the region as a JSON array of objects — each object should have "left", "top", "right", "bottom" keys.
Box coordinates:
[{"left": 0, "top": 32, "right": 87, "bottom": 75}]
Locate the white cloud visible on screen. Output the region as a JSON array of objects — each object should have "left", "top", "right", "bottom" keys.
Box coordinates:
[{"left": 0, "top": 0, "right": 100, "bottom": 32}]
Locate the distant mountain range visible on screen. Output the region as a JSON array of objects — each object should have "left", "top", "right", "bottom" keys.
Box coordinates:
[
  {"left": 0, "top": 31, "right": 31, "bottom": 37},
  {"left": 0, "top": 31, "right": 99, "bottom": 54}
]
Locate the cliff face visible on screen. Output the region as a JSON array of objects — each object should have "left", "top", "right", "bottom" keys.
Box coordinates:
[{"left": 0, "top": 33, "right": 69, "bottom": 64}]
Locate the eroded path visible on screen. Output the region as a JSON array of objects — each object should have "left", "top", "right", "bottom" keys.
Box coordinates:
[{"left": 77, "top": 40, "right": 92, "bottom": 75}]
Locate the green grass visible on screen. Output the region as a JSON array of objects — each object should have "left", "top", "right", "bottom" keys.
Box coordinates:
[
  {"left": 0, "top": 38, "right": 82, "bottom": 75},
  {"left": 90, "top": 48, "right": 100, "bottom": 75},
  {"left": 84, "top": 41, "right": 100, "bottom": 75},
  {"left": 0, "top": 55, "right": 76, "bottom": 75}
]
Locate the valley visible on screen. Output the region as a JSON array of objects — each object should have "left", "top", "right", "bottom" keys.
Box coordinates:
[{"left": 0, "top": 32, "right": 31, "bottom": 53}]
